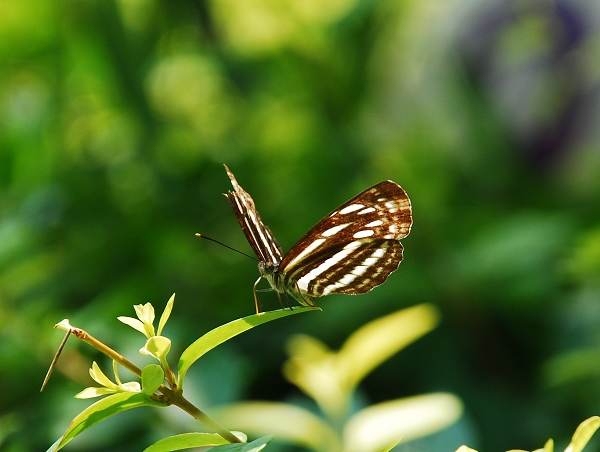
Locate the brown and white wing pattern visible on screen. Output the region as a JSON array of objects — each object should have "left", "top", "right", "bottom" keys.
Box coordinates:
[
  {"left": 224, "top": 165, "right": 283, "bottom": 266},
  {"left": 279, "top": 181, "right": 412, "bottom": 297},
  {"left": 222, "top": 166, "right": 412, "bottom": 309}
]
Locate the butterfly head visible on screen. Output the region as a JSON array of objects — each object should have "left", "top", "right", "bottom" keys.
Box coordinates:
[{"left": 258, "top": 260, "right": 279, "bottom": 277}]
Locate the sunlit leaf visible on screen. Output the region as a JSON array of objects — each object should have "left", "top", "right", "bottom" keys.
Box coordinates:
[
  {"left": 378, "top": 438, "right": 402, "bottom": 452},
  {"left": 46, "top": 392, "right": 166, "bottom": 452},
  {"left": 89, "top": 362, "right": 117, "bottom": 389},
  {"left": 509, "top": 439, "right": 554, "bottom": 452},
  {"left": 141, "top": 364, "right": 164, "bottom": 395},
  {"left": 143, "top": 432, "right": 243, "bottom": 451},
  {"left": 119, "top": 381, "right": 141, "bottom": 393},
  {"left": 140, "top": 336, "right": 172, "bottom": 360},
  {"left": 118, "top": 316, "right": 148, "bottom": 336},
  {"left": 214, "top": 402, "right": 341, "bottom": 452},
  {"left": 337, "top": 304, "right": 440, "bottom": 390},
  {"left": 157, "top": 293, "right": 175, "bottom": 336},
  {"left": 283, "top": 305, "right": 441, "bottom": 421},
  {"left": 136, "top": 303, "right": 155, "bottom": 325},
  {"left": 74, "top": 387, "right": 115, "bottom": 399},
  {"left": 566, "top": 416, "right": 600, "bottom": 452},
  {"left": 343, "top": 393, "right": 463, "bottom": 452},
  {"left": 210, "top": 435, "right": 273, "bottom": 452},
  {"left": 177, "top": 307, "right": 317, "bottom": 388},
  {"left": 283, "top": 335, "right": 343, "bottom": 420}
]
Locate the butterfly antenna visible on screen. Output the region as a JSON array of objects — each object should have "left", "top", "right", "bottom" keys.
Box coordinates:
[{"left": 195, "top": 233, "right": 258, "bottom": 262}]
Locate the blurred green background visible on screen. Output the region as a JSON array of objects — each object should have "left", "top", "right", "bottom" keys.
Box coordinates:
[{"left": 2, "top": 0, "right": 600, "bottom": 450}]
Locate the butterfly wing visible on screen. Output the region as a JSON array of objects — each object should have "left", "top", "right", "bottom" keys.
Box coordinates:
[
  {"left": 224, "top": 165, "right": 284, "bottom": 266},
  {"left": 279, "top": 181, "right": 412, "bottom": 297}
]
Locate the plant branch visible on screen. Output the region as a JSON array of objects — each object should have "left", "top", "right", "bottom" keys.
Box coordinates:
[
  {"left": 69, "top": 326, "right": 143, "bottom": 376},
  {"left": 62, "top": 325, "right": 242, "bottom": 444}
]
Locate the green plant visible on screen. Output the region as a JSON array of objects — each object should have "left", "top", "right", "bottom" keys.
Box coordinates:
[
  {"left": 46, "top": 294, "right": 316, "bottom": 452},
  {"left": 213, "top": 304, "right": 464, "bottom": 452},
  {"left": 456, "top": 416, "right": 600, "bottom": 452},
  {"left": 45, "top": 296, "right": 600, "bottom": 452}
]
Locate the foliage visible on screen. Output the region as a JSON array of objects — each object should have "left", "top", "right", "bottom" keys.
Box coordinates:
[
  {"left": 214, "top": 304, "right": 463, "bottom": 451},
  {"left": 46, "top": 299, "right": 599, "bottom": 452},
  {"left": 47, "top": 296, "right": 314, "bottom": 451},
  {"left": 2, "top": 0, "right": 600, "bottom": 450},
  {"left": 457, "top": 416, "right": 600, "bottom": 452}
]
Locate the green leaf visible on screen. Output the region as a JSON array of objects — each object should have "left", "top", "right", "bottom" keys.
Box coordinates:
[
  {"left": 46, "top": 392, "right": 166, "bottom": 452},
  {"left": 157, "top": 293, "right": 175, "bottom": 336},
  {"left": 89, "top": 361, "right": 117, "bottom": 389},
  {"left": 543, "top": 438, "right": 554, "bottom": 452},
  {"left": 118, "top": 316, "right": 148, "bottom": 336},
  {"left": 136, "top": 302, "right": 156, "bottom": 326},
  {"left": 283, "top": 305, "right": 441, "bottom": 422},
  {"left": 378, "top": 439, "right": 402, "bottom": 452},
  {"left": 143, "top": 432, "right": 241, "bottom": 451},
  {"left": 141, "top": 336, "right": 172, "bottom": 360},
  {"left": 509, "top": 438, "right": 554, "bottom": 452},
  {"left": 177, "top": 307, "right": 317, "bottom": 388},
  {"left": 74, "top": 387, "right": 116, "bottom": 399},
  {"left": 343, "top": 393, "right": 463, "bottom": 452},
  {"left": 337, "top": 304, "right": 440, "bottom": 390},
  {"left": 210, "top": 435, "right": 273, "bottom": 451},
  {"left": 141, "top": 364, "right": 164, "bottom": 394},
  {"left": 119, "top": 381, "right": 142, "bottom": 392},
  {"left": 213, "top": 402, "right": 340, "bottom": 452},
  {"left": 567, "top": 416, "right": 600, "bottom": 452}
]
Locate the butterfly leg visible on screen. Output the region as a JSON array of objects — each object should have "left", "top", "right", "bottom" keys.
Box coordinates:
[
  {"left": 253, "top": 276, "right": 264, "bottom": 315},
  {"left": 282, "top": 290, "right": 294, "bottom": 310},
  {"left": 274, "top": 290, "right": 285, "bottom": 310},
  {"left": 272, "top": 274, "right": 292, "bottom": 310}
]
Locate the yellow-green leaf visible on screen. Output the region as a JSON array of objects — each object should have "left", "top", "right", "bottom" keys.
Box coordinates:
[
  {"left": 157, "top": 293, "right": 175, "bottom": 336},
  {"left": 177, "top": 307, "right": 317, "bottom": 388},
  {"left": 47, "top": 392, "right": 165, "bottom": 452},
  {"left": 343, "top": 393, "right": 463, "bottom": 452},
  {"left": 337, "top": 304, "right": 440, "bottom": 390},
  {"left": 214, "top": 402, "right": 340, "bottom": 452},
  {"left": 143, "top": 432, "right": 239, "bottom": 451},
  {"left": 141, "top": 364, "right": 164, "bottom": 395},
  {"left": 566, "top": 416, "right": 600, "bottom": 452},
  {"left": 74, "top": 387, "right": 115, "bottom": 399}
]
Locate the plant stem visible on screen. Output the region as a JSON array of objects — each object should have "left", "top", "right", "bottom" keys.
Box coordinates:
[
  {"left": 70, "top": 327, "right": 143, "bottom": 376},
  {"left": 159, "top": 386, "right": 242, "bottom": 443}
]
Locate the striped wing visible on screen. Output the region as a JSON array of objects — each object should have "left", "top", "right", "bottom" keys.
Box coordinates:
[
  {"left": 280, "top": 181, "right": 412, "bottom": 297},
  {"left": 224, "top": 165, "right": 283, "bottom": 266}
]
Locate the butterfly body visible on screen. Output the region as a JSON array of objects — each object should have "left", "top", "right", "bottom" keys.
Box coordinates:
[
  {"left": 223, "top": 165, "right": 412, "bottom": 313},
  {"left": 258, "top": 260, "right": 316, "bottom": 308}
]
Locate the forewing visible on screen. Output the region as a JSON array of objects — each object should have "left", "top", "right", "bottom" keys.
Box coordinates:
[
  {"left": 280, "top": 180, "right": 412, "bottom": 280},
  {"left": 224, "top": 165, "right": 283, "bottom": 265}
]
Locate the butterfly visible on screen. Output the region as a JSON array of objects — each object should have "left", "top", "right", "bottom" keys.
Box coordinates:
[{"left": 223, "top": 165, "right": 412, "bottom": 313}]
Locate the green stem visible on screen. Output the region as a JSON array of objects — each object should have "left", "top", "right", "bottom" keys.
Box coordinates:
[
  {"left": 160, "top": 357, "right": 177, "bottom": 389},
  {"left": 66, "top": 326, "right": 242, "bottom": 444},
  {"left": 159, "top": 386, "right": 242, "bottom": 443}
]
